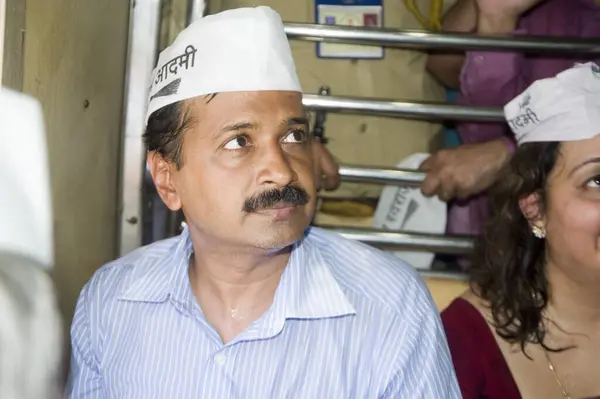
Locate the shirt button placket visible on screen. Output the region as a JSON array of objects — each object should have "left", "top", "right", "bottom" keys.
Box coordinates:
[{"left": 214, "top": 352, "right": 226, "bottom": 366}]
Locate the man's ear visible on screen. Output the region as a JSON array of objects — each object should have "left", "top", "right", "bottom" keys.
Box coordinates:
[
  {"left": 146, "top": 152, "right": 182, "bottom": 211},
  {"left": 518, "top": 192, "right": 545, "bottom": 229}
]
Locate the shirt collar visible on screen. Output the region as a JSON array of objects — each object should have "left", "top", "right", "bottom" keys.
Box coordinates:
[
  {"left": 117, "top": 229, "right": 192, "bottom": 303},
  {"left": 272, "top": 234, "right": 356, "bottom": 320},
  {"left": 118, "top": 227, "right": 356, "bottom": 321}
]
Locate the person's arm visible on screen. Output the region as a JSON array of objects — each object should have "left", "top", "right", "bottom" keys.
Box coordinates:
[
  {"left": 312, "top": 140, "right": 340, "bottom": 191},
  {"left": 66, "top": 283, "right": 105, "bottom": 399},
  {"left": 459, "top": 0, "right": 549, "bottom": 107},
  {"left": 426, "top": 0, "right": 478, "bottom": 89},
  {"left": 380, "top": 287, "right": 461, "bottom": 398},
  {"left": 459, "top": 13, "right": 529, "bottom": 109},
  {"left": 455, "top": 10, "right": 530, "bottom": 149}
]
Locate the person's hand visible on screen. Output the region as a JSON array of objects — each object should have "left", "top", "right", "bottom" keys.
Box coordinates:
[
  {"left": 419, "top": 139, "right": 511, "bottom": 202},
  {"left": 312, "top": 140, "right": 341, "bottom": 191},
  {"left": 475, "top": 0, "right": 544, "bottom": 18}
]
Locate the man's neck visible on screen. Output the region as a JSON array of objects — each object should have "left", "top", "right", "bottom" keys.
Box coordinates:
[
  {"left": 191, "top": 244, "right": 291, "bottom": 304},
  {"left": 186, "top": 231, "right": 293, "bottom": 342},
  {"left": 545, "top": 260, "right": 600, "bottom": 340}
]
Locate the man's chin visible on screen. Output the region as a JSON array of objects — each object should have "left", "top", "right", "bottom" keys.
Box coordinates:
[{"left": 251, "top": 225, "right": 308, "bottom": 251}]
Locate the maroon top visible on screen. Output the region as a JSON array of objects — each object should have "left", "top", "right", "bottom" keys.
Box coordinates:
[
  {"left": 441, "top": 298, "right": 520, "bottom": 398},
  {"left": 442, "top": 298, "right": 600, "bottom": 399}
]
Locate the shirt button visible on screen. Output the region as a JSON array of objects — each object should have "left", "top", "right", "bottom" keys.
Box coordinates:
[{"left": 214, "top": 353, "right": 226, "bottom": 366}]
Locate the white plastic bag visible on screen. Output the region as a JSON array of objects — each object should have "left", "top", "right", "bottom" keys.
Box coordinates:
[{"left": 372, "top": 153, "right": 447, "bottom": 269}]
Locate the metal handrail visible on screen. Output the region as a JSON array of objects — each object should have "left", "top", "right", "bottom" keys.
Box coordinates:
[
  {"left": 322, "top": 226, "right": 475, "bottom": 255},
  {"left": 339, "top": 165, "right": 425, "bottom": 187},
  {"left": 303, "top": 94, "right": 504, "bottom": 122},
  {"left": 285, "top": 23, "right": 600, "bottom": 54}
]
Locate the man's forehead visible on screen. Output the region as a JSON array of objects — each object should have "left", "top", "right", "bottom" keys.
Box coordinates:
[
  {"left": 183, "top": 92, "right": 306, "bottom": 135},
  {"left": 188, "top": 91, "right": 304, "bottom": 117},
  {"left": 220, "top": 116, "right": 309, "bottom": 130}
]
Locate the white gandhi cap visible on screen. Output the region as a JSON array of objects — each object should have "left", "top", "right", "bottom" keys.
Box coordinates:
[
  {"left": 504, "top": 62, "right": 600, "bottom": 145},
  {"left": 145, "top": 6, "right": 302, "bottom": 123},
  {"left": 0, "top": 87, "right": 53, "bottom": 269}
]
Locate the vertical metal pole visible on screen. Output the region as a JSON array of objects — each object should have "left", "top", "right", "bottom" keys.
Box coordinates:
[
  {"left": 118, "top": 0, "right": 162, "bottom": 256},
  {"left": 187, "top": 0, "right": 206, "bottom": 24},
  {"left": 1, "top": 0, "right": 26, "bottom": 90}
]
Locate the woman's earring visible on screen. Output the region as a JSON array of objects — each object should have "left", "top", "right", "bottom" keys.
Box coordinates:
[{"left": 532, "top": 223, "right": 546, "bottom": 239}]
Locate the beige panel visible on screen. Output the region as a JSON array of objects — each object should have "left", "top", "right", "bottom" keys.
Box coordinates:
[
  {"left": 159, "top": 0, "right": 190, "bottom": 51},
  {"left": 2, "top": 0, "right": 26, "bottom": 89},
  {"left": 212, "top": 0, "right": 455, "bottom": 199},
  {"left": 424, "top": 277, "right": 467, "bottom": 311},
  {"left": 22, "top": 0, "right": 130, "bottom": 349},
  {"left": 0, "top": 0, "right": 5, "bottom": 81}
]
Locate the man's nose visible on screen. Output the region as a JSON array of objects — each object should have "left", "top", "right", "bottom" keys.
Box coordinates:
[{"left": 255, "top": 145, "right": 297, "bottom": 187}]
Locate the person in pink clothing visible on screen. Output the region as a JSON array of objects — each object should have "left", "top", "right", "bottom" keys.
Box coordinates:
[{"left": 421, "top": 0, "right": 600, "bottom": 238}]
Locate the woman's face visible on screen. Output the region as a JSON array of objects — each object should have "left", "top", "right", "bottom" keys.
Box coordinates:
[{"left": 542, "top": 134, "right": 600, "bottom": 280}]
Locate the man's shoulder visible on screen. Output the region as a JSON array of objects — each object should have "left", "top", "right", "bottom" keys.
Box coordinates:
[
  {"left": 306, "top": 227, "right": 434, "bottom": 316},
  {"left": 82, "top": 235, "right": 181, "bottom": 301}
]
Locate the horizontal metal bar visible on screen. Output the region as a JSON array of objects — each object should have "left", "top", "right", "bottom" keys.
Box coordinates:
[
  {"left": 187, "top": 0, "right": 206, "bottom": 25},
  {"left": 340, "top": 165, "right": 425, "bottom": 187},
  {"left": 285, "top": 23, "right": 600, "bottom": 54},
  {"left": 303, "top": 94, "right": 503, "bottom": 122},
  {"left": 321, "top": 226, "right": 475, "bottom": 255}
]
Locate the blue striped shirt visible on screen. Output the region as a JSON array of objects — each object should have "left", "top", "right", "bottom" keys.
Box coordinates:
[{"left": 67, "top": 227, "right": 460, "bottom": 398}]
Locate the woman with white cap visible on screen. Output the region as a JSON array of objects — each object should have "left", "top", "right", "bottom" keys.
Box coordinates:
[{"left": 441, "top": 62, "right": 600, "bottom": 399}]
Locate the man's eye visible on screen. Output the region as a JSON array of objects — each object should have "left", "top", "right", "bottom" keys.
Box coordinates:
[
  {"left": 586, "top": 175, "right": 600, "bottom": 188},
  {"left": 282, "top": 130, "right": 306, "bottom": 144},
  {"left": 224, "top": 136, "right": 249, "bottom": 150}
]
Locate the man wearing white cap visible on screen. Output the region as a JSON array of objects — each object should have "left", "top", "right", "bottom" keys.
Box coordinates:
[{"left": 67, "top": 7, "right": 460, "bottom": 398}]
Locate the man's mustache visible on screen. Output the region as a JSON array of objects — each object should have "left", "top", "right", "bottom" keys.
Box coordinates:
[{"left": 243, "top": 186, "right": 310, "bottom": 213}]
